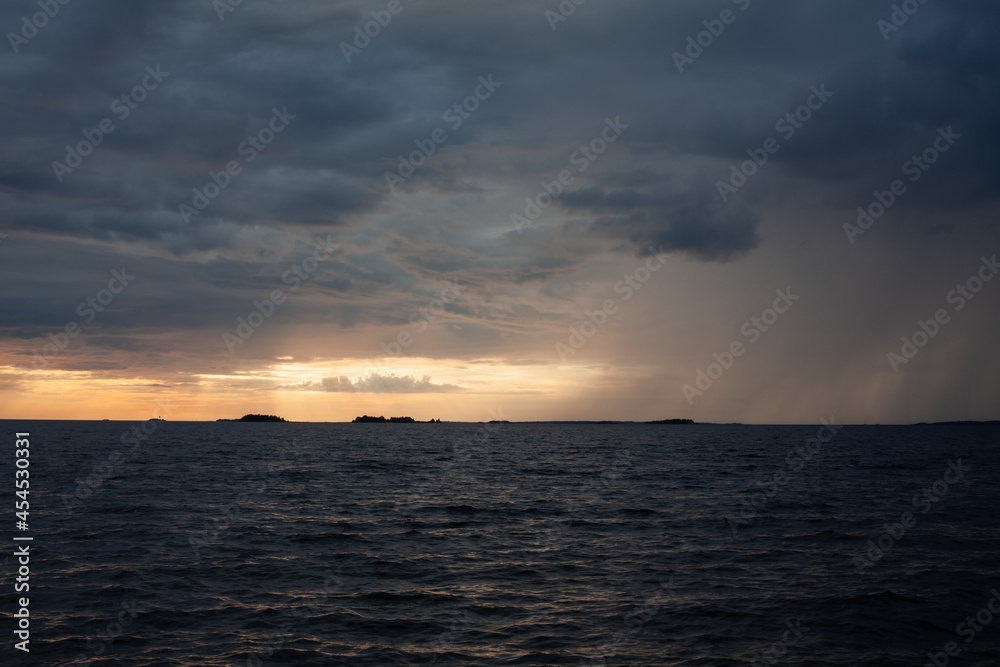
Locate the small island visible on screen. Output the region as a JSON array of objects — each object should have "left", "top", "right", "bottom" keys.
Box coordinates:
[
  {"left": 647, "top": 418, "right": 695, "bottom": 424},
  {"left": 353, "top": 415, "right": 440, "bottom": 423},
  {"left": 911, "top": 420, "right": 1000, "bottom": 426},
  {"left": 217, "top": 414, "right": 288, "bottom": 422}
]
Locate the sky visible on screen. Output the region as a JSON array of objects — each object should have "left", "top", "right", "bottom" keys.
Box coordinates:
[{"left": 1, "top": 0, "right": 998, "bottom": 424}]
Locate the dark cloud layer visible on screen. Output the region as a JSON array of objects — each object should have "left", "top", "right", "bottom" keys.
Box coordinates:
[{"left": 2, "top": 1, "right": 993, "bottom": 259}]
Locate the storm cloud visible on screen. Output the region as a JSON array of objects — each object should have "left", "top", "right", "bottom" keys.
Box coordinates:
[{"left": 1, "top": 0, "right": 998, "bottom": 421}]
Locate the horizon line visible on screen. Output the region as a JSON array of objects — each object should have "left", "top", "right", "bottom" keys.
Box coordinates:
[{"left": 1, "top": 418, "right": 998, "bottom": 426}]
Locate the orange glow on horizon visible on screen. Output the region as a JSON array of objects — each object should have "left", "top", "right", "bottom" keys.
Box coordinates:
[{"left": 0, "top": 359, "right": 604, "bottom": 422}]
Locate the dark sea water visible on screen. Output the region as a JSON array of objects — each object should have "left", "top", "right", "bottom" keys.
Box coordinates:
[{"left": 1, "top": 421, "right": 998, "bottom": 666}]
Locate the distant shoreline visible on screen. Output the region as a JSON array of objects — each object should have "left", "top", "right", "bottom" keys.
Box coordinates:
[{"left": 2, "top": 419, "right": 998, "bottom": 426}]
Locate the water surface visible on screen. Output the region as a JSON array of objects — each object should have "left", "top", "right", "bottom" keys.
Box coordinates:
[{"left": 2, "top": 421, "right": 998, "bottom": 665}]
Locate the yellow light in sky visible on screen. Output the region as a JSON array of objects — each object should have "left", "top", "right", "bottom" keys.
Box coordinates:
[{"left": 0, "top": 358, "right": 597, "bottom": 422}]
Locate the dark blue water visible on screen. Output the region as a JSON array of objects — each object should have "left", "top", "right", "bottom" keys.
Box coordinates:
[{"left": 1, "top": 421, "right": 998, "bottom": 666}]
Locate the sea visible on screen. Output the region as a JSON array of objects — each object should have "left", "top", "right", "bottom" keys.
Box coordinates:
[{"left": 1, "top": 421, "right": 998, "bottom": 666}]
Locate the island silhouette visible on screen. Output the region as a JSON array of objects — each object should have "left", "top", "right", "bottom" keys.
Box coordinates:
[
  {"left": 216, "top": 414, "right": 288, "bottom": 422},
  {"left": 353, "top": 415, "right": 440, "bottom": 423}
]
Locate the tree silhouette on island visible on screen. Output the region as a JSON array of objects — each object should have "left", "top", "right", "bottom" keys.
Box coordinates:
[
  {"left": 215, "top": 414, "right": 288, "bottom": 422},
  {"left": 352, "top": 415, "right": 441, "bottom": 423}
]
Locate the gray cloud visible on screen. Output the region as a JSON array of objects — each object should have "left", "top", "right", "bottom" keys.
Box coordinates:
[{"left": 279, "top": 373, "right": 463, "bottom": 394}]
